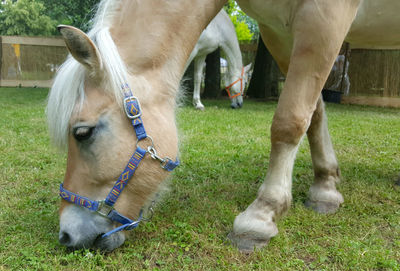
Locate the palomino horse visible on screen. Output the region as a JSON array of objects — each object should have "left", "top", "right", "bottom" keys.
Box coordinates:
[
  {"left": 48, "top": 0, "right": 400, "bottom": 252},
  {"left": 184, "top": 9, "right": 251, "bottom": 110}
]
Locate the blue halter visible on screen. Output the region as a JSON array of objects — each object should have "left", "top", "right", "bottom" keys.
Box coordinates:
[{"left": 59, "top": 83, "right": 179, "bottom": 238}]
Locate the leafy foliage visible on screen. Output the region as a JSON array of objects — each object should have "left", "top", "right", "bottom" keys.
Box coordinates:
[
  {"left": 0, "top": 0, "right": 255, "bottom": 38},
  {"left": 37, "top": 0, "right": 101, "bottom": 33},
  {"left": 224, "top": 0, "right": 258, "bottom": 41},
  {"left": 0, "top": 0, "right": 56, "bottom": 36},
  {"left": 229, "top": 16, "right": 254, "bottom": 42},
  {"left": 0, "top": 0, "right": 100, "bottom": 36}
]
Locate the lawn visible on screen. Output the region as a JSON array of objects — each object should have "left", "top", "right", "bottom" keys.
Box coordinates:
[{"left": 0, "top": 87, "right": 399, "bottom": 270}]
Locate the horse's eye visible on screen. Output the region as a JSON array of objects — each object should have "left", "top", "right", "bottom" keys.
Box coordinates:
[{"left": 73, "top": 126, "right": 95, "bottom": 142}]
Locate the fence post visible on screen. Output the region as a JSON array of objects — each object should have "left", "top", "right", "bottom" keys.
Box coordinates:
[
  {"left": 246, "top": 35, "right": 278, "bottom": 99},
  {"left": 203, "top": 48, "right": 221, "bottom": 98},
  {"left": 0, "top": 36, "right": 2, "bottom": 86}
]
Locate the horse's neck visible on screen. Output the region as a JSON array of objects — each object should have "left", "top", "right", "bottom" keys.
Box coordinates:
[
  {"left": 215, "top": 12, "right": 243, "bottom": 80},
  {"left": 222, "top": 41, "right": 243, "bottom": 80},
  {"left": 109, "top": 0, "right": 225, "bottom": 90}
]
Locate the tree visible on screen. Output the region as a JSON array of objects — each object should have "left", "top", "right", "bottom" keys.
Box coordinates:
[
  {"left": 0, "top": 0, "right": 102, "bottom": 36},
  {"left": 229, "top": 16, "right": 253, "bottom": 42},
  {"left": 203, "top": 49, "right": 221, "bottom": 98},
  {"left": 246, "top": 35, "right": 280, "bottom": 98},
  {"left": 37, "top": 0, "right": 101, "bottom": 33},
  {"left": 224, "top": 0, "right": 257, "bottom": 41},
  {"left": 0, "top": 0, "right": 55, "bottom": 36}
]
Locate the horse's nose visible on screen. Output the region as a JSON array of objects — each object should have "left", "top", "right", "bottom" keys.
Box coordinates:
[
  {"left": 58, "top": 229, "right": 96, "bottom": 249},
  {"left": 59, "top": 231, "right": 72, "bottom": 247},
  {"left": 59, "top": 205, "right": 126, "bottom": 251},
  {"left": 231, "top": 102, "right": 242, "bottom": 109}
]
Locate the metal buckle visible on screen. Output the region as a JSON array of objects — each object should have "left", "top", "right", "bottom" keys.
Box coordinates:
[
  {"left": 123, "top": 96, "right": 142, "bottom": 119},
  {"left": 97, "top": 201, "right": 114, "bottom": 217},
  {"left": 160, "top": 157, "right": 173, "bottom": 170}
]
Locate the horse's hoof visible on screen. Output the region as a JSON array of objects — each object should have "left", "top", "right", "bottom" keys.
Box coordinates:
[
  {"left": 227, "top": 231, "right": 270, "bottom": 254},
  {"left": 195, "top": 105, "right": 205, "bottom": 111},
  {"left": 305, "top": 200, "right": 340, "bottom": 214}
]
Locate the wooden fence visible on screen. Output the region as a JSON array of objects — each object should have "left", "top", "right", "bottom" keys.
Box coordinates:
[
  {"left": 343, "top": 48, "right": 400, "bottom": 107},
  {"left": 0, "top": 36, "right": 67, "bottom": 88},
  {"left": 1, "top": 36, "right": 400, "bottom": 107},
  {"left": 239, "top": 41, "right": 258, "bottom": 66}
]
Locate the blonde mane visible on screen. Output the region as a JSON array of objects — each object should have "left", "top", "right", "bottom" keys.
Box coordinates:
[{"left": 47, "top": 0, "right": 130, "bottom": 150}]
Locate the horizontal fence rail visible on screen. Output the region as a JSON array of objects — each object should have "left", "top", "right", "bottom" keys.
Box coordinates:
[
  {"left": 0, "top": 36, "right": 68, "bottom": 88},
  {"left": 1, "top": 36, "right": 399, "bottom": 107}
]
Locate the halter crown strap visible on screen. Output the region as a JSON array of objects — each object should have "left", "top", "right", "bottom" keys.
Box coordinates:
[{"left": 59, "top": 82, "right": 180, "bottom": 238}]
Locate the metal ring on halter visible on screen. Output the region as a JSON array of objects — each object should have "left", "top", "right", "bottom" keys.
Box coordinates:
[{"left": 136, "top": 135, "right": 154, "bottom": 150}]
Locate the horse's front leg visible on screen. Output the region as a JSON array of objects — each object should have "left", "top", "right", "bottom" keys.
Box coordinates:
[
  {"left": 193, "top": 56, "right": 206, "bottom": 110},
  {"left": 229, "top": 0, "right": 360, "bottom": 253}
]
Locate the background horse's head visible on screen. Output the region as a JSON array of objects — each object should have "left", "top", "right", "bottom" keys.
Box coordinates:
[
  {"left": 226, "top": 63, "right": 252, "bottom": 109},
  {"left": 47, "top": 24, "right": 179, "bottom": 251}
]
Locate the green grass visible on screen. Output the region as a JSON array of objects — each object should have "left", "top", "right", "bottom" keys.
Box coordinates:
[{"left": 0, "top": 87, "right": 399, "bottom": 270}]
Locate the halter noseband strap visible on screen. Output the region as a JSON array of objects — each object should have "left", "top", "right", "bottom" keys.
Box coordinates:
[
  {"left": 225, "top": 67, "right": 245, "bottom": 99},
  {"left": 59, "top": 83, "right": 179, "bottom": 238}
]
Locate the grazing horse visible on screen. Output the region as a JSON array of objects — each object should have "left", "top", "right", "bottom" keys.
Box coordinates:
[
  {"left": 184, "top": 9, "right": 251, "bottom": 110},
  {"left": 47, "top": 0, "right": 400, "bottom": 252},
  {"left": 326, "top": 55, "right": 350, "bottom": 95}
]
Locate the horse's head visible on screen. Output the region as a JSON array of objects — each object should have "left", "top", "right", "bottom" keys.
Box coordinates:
[
  {"left": 226, "top": 63, "right": 252, "bottom": 109},
  {"left": 47, "top": 25, "right": 179, "bottom": 251}
]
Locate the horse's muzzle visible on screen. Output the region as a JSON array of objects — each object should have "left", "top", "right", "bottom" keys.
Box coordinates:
[{"left": 59, "top": 205, "right": 125, "bottom": 251}]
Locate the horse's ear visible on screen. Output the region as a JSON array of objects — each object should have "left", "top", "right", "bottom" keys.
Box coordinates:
[
  {"left": 58, "top": 25, "right": 102, "bottom": 72},
  {"left": 244, "top": 63, "right": 252, "bottom": 73}
]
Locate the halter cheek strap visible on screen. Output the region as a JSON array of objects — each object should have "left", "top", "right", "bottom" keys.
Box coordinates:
[
  {"left": 59, "top": 83, "right": 179, "bottom": 238},
  {"left": 225, "top": 67, "right": 245, "bottom": 99}
]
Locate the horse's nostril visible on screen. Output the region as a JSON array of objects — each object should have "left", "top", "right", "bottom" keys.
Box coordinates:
[
  {"left": 95, "top": 233, "right": 105, "bottom": 242},
  {"left": 59, "top": 232, "right": 71, "bottom": 246}
]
